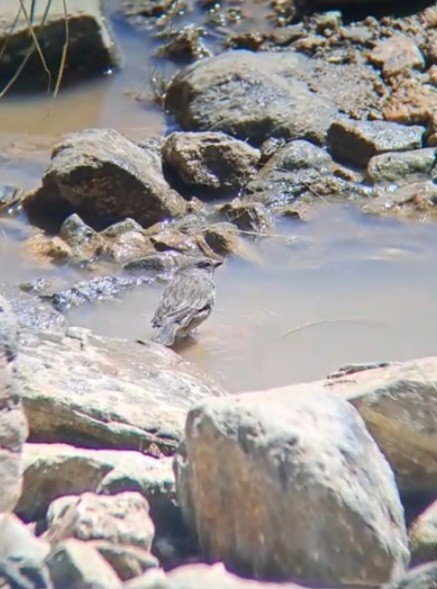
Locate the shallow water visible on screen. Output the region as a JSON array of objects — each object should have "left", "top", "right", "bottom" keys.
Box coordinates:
[{"left": 0, "top": 3, "right": 436, "bottom": 393}]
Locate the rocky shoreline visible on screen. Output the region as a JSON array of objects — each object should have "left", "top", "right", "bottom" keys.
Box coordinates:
[{"left": 0, "top": 0, "right": 436, "bottom": 588}]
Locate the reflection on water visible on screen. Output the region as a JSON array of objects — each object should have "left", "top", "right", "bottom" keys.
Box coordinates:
[{"left": 62, "top": 205, "right": 437, "bottom": 392}]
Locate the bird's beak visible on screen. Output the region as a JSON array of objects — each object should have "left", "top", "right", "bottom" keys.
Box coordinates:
[{"left": 213, "top": 259, "right": 224, "bottom": 268}]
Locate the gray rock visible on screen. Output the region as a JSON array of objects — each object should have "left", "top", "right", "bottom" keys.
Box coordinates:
[
  {"left": 165, "top": 50, "right": 339, "bottom": 146},
  {"left": 25, "top": 129, "right": 187, "bottom": 228},
  {"left": 0, "top": 513, "right": 51, "bottom": 589},
  {"left": 366, "top": 149, "right": 437, "bottom": 184},
  {"left": 45, "top": 492, "right": 154, "bottom": 551},
  {"left": 16, "top": 327, "right": 225, "bottom": 453},
  {"left": 361, "top": 180, "right": 437, "bottom": 217},
  {"left": 162, "top": 132, "right": 260, "bottom": 196},
  {"left": 327, "top": 120, "right": 424, "bottom": 166},
  {"left": 175, "top": 390, "right": 409, "bottom": 586},
  {"left": 384, "top": 562, "right": 437, "bottom": 589},
  {"left": 123, "top": 563, "right": 313, "bottom": 589},
  {"left": 0, "top": 296, "right": 28, "bottom": 514},
  {"left": 408, "top": 499, "right": 437, "bottom": 566},
  {"left": 0, "top": 0, "right": 119, "bottom": 92},
  {"left": 46, "top": 538, "right": 121, "bottom": 589},
  {"left": 59, "top": 214, "right": 104, "bottom": 262},
  {"left": 244, "top": 139, "right": 336, "bottom": 207},
  {"left": 100, "top": 219, "right": 154, "bottom": 264}
]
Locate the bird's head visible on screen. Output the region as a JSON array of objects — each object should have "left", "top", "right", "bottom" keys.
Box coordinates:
[{"left": 195, "top": 257, "right": 224, "bottom": 272}]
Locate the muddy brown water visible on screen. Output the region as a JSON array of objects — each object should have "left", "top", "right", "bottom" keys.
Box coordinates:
[{"left": 1, "top": 3, "right": 437, "bottom": 393}]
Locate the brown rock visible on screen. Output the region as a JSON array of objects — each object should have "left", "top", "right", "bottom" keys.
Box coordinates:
[
  {"left": 369, "top": 35, "right": 425, "bottom": 79},
  {"left": 92, "top": 540, "right": 158, "bottom": 581}
]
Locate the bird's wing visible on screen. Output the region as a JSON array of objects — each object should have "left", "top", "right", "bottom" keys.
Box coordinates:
[{"left": 152, "top": 271, "right": 215, "bottom": 328}]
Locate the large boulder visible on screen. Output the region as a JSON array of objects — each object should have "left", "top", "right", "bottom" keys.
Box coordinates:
[
  {"left": 165, "top": 50, "right": 339, "bottom": 146},
  {"left": 175, "top": 390, "right": 409, "bottom": 586},
  {"left": 16, "top": 327, "right": 225, "bottom": 454},
  {"left": 24, "top": 129, "right": 187, "bottom": 228},
  {"left": 0, "top": 296, "right": 28, "bottom": 513}
]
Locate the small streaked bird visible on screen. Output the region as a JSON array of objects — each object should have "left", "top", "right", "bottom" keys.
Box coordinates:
[{"left": 151, "top": 258, "right": 223, "bottom": 346}]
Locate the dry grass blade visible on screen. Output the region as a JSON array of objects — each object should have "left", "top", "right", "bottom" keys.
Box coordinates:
[
  {"left": 0, "top": 5, "right": 23, "bottom": 63},
  {"left": 53, "top": 0, "right": 69, "bottom": 98},
  {"left": 19, "top": 0, "right": 52, "bottom": 90},
  {"left": 0, "top": 0, "right": 54, "bottom": 97}
]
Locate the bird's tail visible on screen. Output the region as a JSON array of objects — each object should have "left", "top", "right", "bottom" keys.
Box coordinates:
[{"left": 153, "top": 323, "right": 178, "bottom": 347}]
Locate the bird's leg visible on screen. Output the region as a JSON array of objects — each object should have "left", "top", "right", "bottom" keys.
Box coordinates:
[{"left": 327, "top": 361, "right": 401, "bottom": 379}]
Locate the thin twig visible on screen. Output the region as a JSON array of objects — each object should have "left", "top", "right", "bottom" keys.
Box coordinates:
[
  {"left": 0, "top": 5, "right": 23, "bottom": 63},
  {"left": 281, "top": 318, "right": 378, "bottom": 338}
]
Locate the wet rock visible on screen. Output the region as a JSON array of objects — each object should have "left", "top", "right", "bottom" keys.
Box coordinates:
[
  {"left": 0, "top": 0, "right": 119, "bottom": 92},
  {"left": 121, "top": 0, "right": 180, "bottom": 19},
  {"left": 42, "top": 273, "right": 154, "bottom": 312},
  {"left": 327, "top": 119, "right": 424, "bottom": 166},
  {"left": 156, "top": 25, "right": 211, "bottom": 60},
  {"left": 100, "top": 219, "right": 154, "bottom": 264},
  {"left": 426, "top": 32, "right": 437, "bottom": 64},
  {"left": 369, "top": 35, "right": 425, "bottom": 79},
  {"left": 45, "top": 492, "right": 154, "bottom": 552},
  {"left": 162, "top": 132, "right": 260, "bottom": 196},
  {"left": 1, "top": 284, "right": 67, "bottom": 333},
  {"left": 408, "top": 499, "right": 437, "bottom": 566},
  {"left": 199, "top": 223, "right": 242, "bottom": 257},
  {"left": 385, "top": 562, "right": 437, "bottom": 589},
  {"left": 125, "top": 563, "right": 311, "bottom": 589},
  {"left": 0, "top": 296, "right": 28, "bottom": 514},
  {"left": 59, "top": 214, "right": 104, "bottom": 262},
  {"left": 244, "top": 139, "right": 336, "bottom": 207},
  {"left": 367, "top": 148, "right": 437, "bottom": 184},
  {"left": 0, "top": 184, "right": 21, "bottom": 210},
  {"left": 17, "top": 327, "right": 225, "bottom": 453},
  {"left": 361, "top": 180, "right": 437, "bottom": 217},
  {"left": 175, "top": 390, "right": 408, "bottom": 585},
  {"left": 165, "top": 50, "right": 339, "bottom": 146},
  {"left": 0, "top": 513, "right": 51, "bottom": 589},
  {"left": 123, "top": 251, "right": 193, "bottom": 276},
  {"left": 25, "top": 129, "right": 187, "bottom": 228},
  {"left": 148, "top": 226, "right": 200, "bottom": 256},
  {"left": 218, "top": 199, "right": 273, "bottom": 233},
  {"left": 46, "top": 538, "right": 121, "bottom": 589}
]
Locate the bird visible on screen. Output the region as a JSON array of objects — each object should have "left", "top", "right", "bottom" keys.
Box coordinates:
[{"left": 151, "top": 257, "right": 223, "bottom": 346}]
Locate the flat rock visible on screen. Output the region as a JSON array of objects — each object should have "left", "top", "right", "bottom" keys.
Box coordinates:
[
  {"left": 0, "top": 296, "right": 28, "bottom": 514},
  {"left": 0, "top": 0, "right": 119, "bottom": 91},
  {"left": 246, "top": 356, "right": 437, "bottom": 495},
  {"left": 92, "top": 540, "right": 158, "bottom": 581},
  {"left": 408, "top": 499, "right": 437, "bottom": 566},
  {"left": 175, "top": 390, "right": 408, "bottom": 586},
  {"left": 46, "top": 538, "right": 122, "bottom": 589},
  {"left": 165, "top": 50, "right": 339, "bottom": 146},
  {"left": 25, "top": 129, "right": 187, "bottom": 228},
  {"left": 16, "top": 327, "right": 225, "bottom": 453},
  {"left": 327, "top": 119, "right": 424, "bottom": 166},
  {"left": 162, "top": 132, "right": 260, "bottom": 196},
  {"left": 367, "top": 148, "right": 437, "bottom": 184},
  {"left": 369, "top": 35, "right": 425, "bottom": 79}
]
